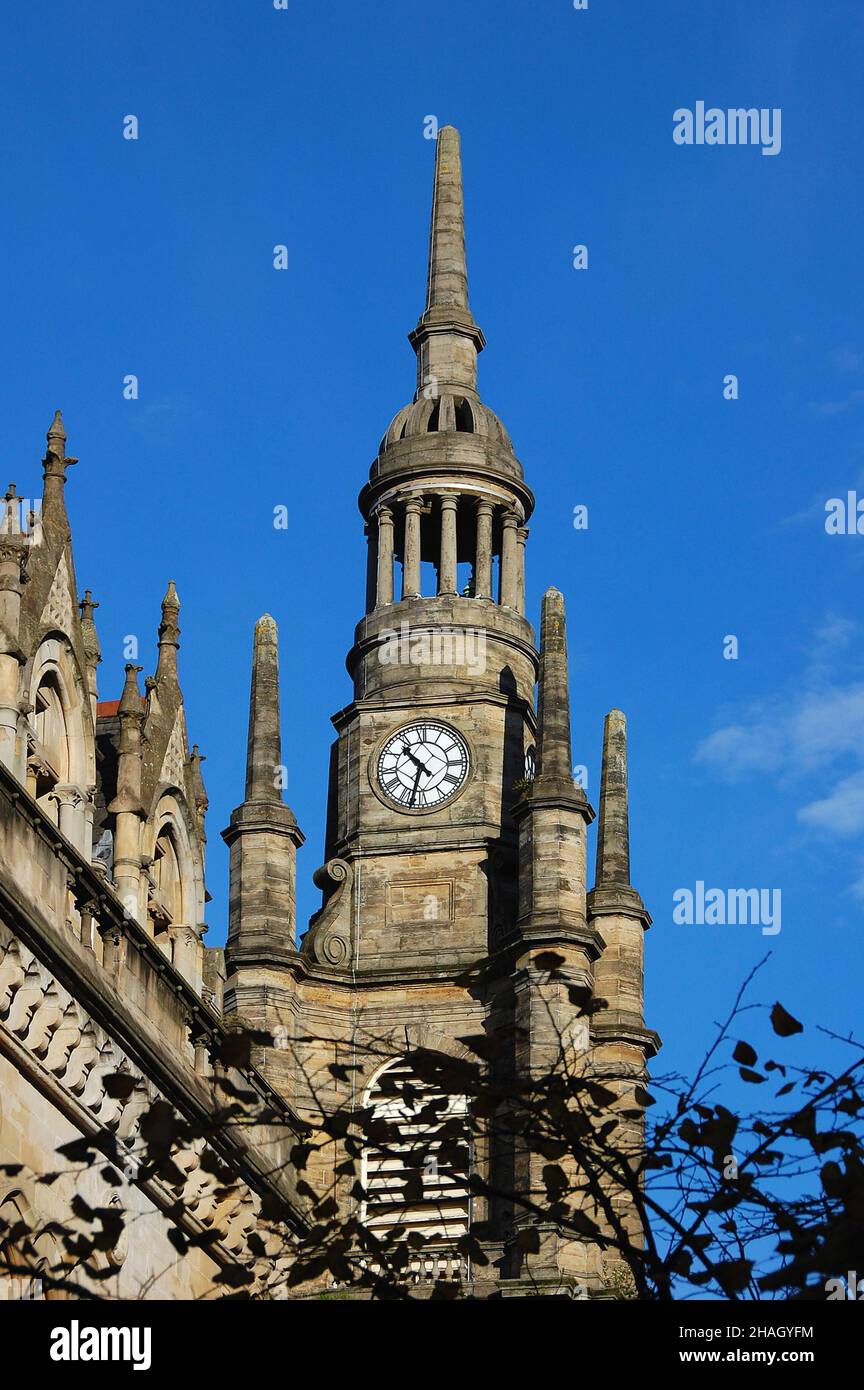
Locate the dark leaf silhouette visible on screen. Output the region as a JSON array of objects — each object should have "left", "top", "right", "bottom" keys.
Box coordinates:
[{"left": 770, "top": 1003, "right": 803, "bottom": 1037}]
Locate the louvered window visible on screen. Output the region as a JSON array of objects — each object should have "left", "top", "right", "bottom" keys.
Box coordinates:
[{"left": 362, "top": 1058, "right": 472, "bottom": 1262}]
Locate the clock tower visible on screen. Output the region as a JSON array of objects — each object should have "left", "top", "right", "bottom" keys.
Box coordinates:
[{"left": 223, "top": 127, "right": 657, "bottom": 1294}]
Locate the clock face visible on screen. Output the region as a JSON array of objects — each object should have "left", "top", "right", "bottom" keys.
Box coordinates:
[{"left": 377, "top": 722, "right": 470, "bottom": 810}]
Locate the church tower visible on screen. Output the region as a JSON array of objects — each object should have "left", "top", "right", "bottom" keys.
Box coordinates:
[{"left": 224, "top": 128, "right": 657, "bottom": 1294}]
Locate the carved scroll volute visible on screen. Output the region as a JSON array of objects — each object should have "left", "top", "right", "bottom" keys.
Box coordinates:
[{"left": 303, "top": 858, "right": 354, "bottom": 967}]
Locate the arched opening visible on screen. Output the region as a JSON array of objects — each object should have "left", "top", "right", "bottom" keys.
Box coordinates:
[
  {"left": 32, "top": 673, "right": 69, "bottom": 813},
  {"left": 26, "top": 639, "right": 94, "bottom": 855},
  {"left": 151, "top": 825, "right": 184, "bottom": 928},
  {"left": 361, "top": 1057, "right": 471, "bottom": 1279},
  {"left": 454, "top": 397, "right": 474, "bottom": 432},
  {"left": 144, "top": 794, "right": 204, "bottom": 986}
]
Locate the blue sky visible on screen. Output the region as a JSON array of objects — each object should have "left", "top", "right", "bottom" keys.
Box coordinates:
[{"left": 2, "top": 0, "right": 862, "bottom": 1085}]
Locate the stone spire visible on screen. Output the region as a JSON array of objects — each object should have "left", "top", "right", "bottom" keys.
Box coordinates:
[
  {"left": 245, "top": 614, "right": 283, "bottom": 802},
  {"left": 588, "top": 709, "right": 648, "bottom": 922},
  {"left": 533, "top": 588, "right": 588, "bottom": 807},
  {"left": 408, "top": 126, "right": 485, "bottom": 400},
  {"left": 587, "top": 704, "right": 656, "bottom": 1180},
  {"left": 536, "top": 588, "right": 571, "bottom": 779},
  {"left": 223, "top": 615, "right": 304, "bottom": 978},
  {"left": 510, "top": 586, "right": 599, "bottom": 1280},
  {"left": 155, "top": 580, "right": 180, "bottom": 685},
  {"left": 41, "top": 410, "right": 77, "bottom": 533},
  {"left": 513, "top": 586, "right": 594, "bottom": 938},
  {"left": 595, "top": 710, "right": 631, "bottom": 889},
  {"left": 425, "top": 125, "right": 471, "bottom": 313}
]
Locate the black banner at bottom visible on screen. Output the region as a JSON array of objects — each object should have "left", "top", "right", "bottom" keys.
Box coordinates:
[{"left": 2, "top": 1293, "right": 859, "bottom": 1376}]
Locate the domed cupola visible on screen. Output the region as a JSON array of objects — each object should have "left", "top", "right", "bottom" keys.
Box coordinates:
[{"left": 378, "top": 393, "right": 516, "bottom": 458}]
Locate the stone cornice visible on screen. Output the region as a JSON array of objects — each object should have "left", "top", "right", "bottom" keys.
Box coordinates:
[
  {"left": 332, "top": 682, "right": 537, "bottom": 733},
  {"left": 586, "top": 883, "right": 652, "bottom": 931},
  {"left": 590, "top": 1013, "right": 662, "bottom": 1059},
  {"left": 512, "top": 780, "right": 596, "bottom": 826},
  {"left": 505, "top": 917, "right": 607, "bottom": 963}
]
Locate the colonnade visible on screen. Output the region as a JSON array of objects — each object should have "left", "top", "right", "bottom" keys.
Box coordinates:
[{"left": 366, "top": 494, "right": 527, "bottom": 614}]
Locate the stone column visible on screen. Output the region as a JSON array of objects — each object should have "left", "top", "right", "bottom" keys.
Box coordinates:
[
  {"left": 0, "top": 534, "right": 26, "bottom": 777},
  {"left": 402, "top": 497, "right": 422, "bottom": 599},
  {"left": 375, "top": 503, "right": 394, "bottom": 607},
  {"left": 109, "top": 664, "right": 145, "bottom": 923},
  {"left": 170, "top": 925, "right": 203, "bottom": 993},
  {"left": 82, "top": 789, "right": 96, "bottom": 861},
  {"left": 499, "top": 509, "right": 519, "bottom": 608},
  {"left": 364, "top": 523, "right": 377, "bottom": 614},
  {"left": 52, "top": 785, "right": 87, "bottom": 854},
  {"left": 438, "top": 494, "right": 458, "bottom": 595},
  {"left": 516, "top": 526, "right": 528, "bottom": 616},
  {"left": 474, "top": 499, "right": 493, "bottom": 599}
]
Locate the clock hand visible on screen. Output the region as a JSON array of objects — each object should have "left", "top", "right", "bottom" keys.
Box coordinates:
[
  {"left": 408, "top": 765, "right": 423, "bottom": 806},
  {"left": 401, "top": 745, "right": 432, "bottom": 775}
]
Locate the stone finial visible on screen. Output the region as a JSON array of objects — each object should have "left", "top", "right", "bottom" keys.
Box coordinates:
[
  {"left": 190, "top": 743, "right": 209, "bottom": 843},
  {"left": 42, "top": 410, "right": 77, "bottom": 532},
  {"left": 47, "top": 410, "right": 66, "bottom": 454},
  {"left": 79, "top": 588, "right": 99, "bottom": 622},
  {"left": 156, "top": 580, "right": 181, "bottom": 684},
  {"left": 79, "top": 589, "right": 101, "bottom": 666},
  {"left": 245, "top": 614, "right": 285, "bottom": 803},
  {"left": 161, "top": 578, "right": 180, "bottom": 613},
  {"left": 426, "top": 126, "right": 471, "bottom": 314},
  {"left": 118, "top": 663, "right": 144, "bottom": 718},
  {"left": 535, "top": 587, "right": 574, "bottom": 785},
  {"left": 595, "top": 710, "right": 631, "bottom": 888},
  {"left": 190, "top": 743, "right": 209, "bottom": 810},
  {"left": 409, "top": 126, "right": 485, "bottom": 398},
  {"left": 1, "top": 484, "right": 21, "bottom": 537}
]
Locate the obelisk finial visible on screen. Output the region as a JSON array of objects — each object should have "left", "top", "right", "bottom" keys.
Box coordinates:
[
  {"left": 245, "top": 614, "right": 284, "bottom": 803},
  {"left": 595, "top": 710, "right": 632, "bottom": 887},
  {"left": 409, "top": 126, "right": 485, "bottom": 399},
  {"left": 536, "top": 587, "right": 573, "bottom": 784}
]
